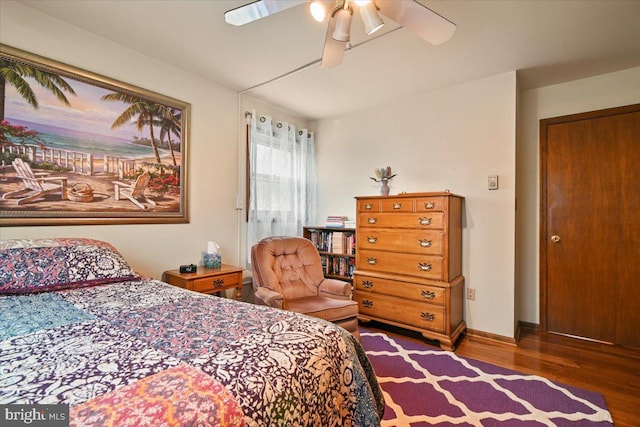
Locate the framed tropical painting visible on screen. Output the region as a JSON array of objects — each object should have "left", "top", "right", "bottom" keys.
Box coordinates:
[{"left": 0, "top": 44, "right": 190, "bottom": 225}]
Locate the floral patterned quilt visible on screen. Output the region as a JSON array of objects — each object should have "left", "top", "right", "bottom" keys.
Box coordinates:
[{"left": 0, "top": 238, "right": 384, "bottom": 427}]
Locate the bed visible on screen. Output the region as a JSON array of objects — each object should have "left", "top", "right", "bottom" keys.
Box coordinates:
[{"left": 0, "top": 238, "right": 384, "bottom": 426}]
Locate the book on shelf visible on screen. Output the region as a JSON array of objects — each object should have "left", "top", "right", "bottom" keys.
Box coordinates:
[
  {"left": 303, "top": 226, "right": 356, "bottom": 282},
  {"left": 328, "top": 256, "right": 355, "bottom": 279},
  {"left": 304, "top": 226, "right": 355, "bottom": 255},
  {"left": 331, "top": 232, "right": 344, "bottom": 254},
  {"left": 320, "top": 254, "right": 329, "bottom": 274},
  {"left": 325, "top": 216, "right": 348, "bottom": 228},
  {"left": 345, "top": 233, "right": 355, "bottom": 255}
]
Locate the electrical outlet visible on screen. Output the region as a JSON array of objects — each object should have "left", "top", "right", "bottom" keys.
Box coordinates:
[{"left": 466, "top": 288, "right": 476, "bottom": 301}]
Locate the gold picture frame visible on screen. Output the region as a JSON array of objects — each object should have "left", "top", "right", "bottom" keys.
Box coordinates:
[{"left": 0, "top": 44, "right": 190, "bottom": 226}]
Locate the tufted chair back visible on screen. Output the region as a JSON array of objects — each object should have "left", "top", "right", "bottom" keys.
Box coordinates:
[
  {"left": 251, "top": 236, "right": 325, "bottom": 300},
  {"left": 251, "top": 236, "right": 360, "bottom": 340}
]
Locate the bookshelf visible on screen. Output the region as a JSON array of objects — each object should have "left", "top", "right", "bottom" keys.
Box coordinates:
[{"left": 303, "top": 226, "right": 356, "bottom": 284}]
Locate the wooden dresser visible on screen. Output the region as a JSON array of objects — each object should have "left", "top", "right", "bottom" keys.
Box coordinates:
[{"left": 353, "top": 192, "right": 465, "bottom": 350}]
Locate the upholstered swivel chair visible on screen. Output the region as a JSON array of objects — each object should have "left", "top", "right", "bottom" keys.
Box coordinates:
[{"left": 251, "top": 236, "right": 360, "bottom": 340}]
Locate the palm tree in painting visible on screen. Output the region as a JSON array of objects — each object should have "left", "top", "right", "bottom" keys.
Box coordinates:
[
  {"left": 158, "top": 107, "right": 181, "bottom": 166},
  {"left": 101, "top": 93, "right": 166, "bottom": 164},
  {"left": 0, "top": 57, "right": 76, "bottom": 121}
]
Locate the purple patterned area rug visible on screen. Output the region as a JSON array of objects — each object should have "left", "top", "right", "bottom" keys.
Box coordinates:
[{"left": 360, "top": 328, "right": 613, "bottom": 426}]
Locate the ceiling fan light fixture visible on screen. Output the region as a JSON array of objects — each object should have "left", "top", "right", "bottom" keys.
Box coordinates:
[
  {"left": 309, "top": 1, "right": 328, "bottom": 22},
  {"left": 360, "top": 2, "right": 384, "bottom": 35},
  {"left": 332, "top": 7, "right": 353, "bottom": 42}
]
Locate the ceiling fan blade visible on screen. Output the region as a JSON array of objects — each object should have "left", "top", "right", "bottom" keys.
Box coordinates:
[
  {"left": 321, "top": 14, "right": 347, "bottom": 68},
  {"left": 376, "top": 0, "right": 456, "bottom": 45},
  {"left": 225, "top": 0, "right": 306, "bottom": 26}
]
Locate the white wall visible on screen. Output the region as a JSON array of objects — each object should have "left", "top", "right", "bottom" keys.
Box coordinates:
[
  {"left": 313, "top": 72, "right": 518, "bottom": 338},
  {"left": 516, "top": 66, "right": 640, "bottom": 324},
  {"left": 0, "top": 1, "right": 240, "bottom": 280}
]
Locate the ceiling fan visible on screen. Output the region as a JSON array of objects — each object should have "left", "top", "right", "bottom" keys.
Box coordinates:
[{"left": 224, "top": 0, "right": 456, "bottom": 68}]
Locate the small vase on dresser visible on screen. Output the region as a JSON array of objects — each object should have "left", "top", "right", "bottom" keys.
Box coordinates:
[
  {"left": 370, "top": 166, "right": 395, "bottom": 196},
  {"left": 353, "top": 191, "right": 465, "bottom": 351},
  {"left": 380, "top": 180, "right": 390, "bottom": 196}
]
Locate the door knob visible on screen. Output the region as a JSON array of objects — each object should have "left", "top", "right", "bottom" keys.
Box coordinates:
[{"left": 551, "top": 235, "right": 561, "bottom": 243}]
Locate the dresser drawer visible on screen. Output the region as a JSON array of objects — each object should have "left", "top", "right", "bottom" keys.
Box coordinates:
[
  {"left": 192, "top": 272, "right": 240, "bottom": 293},
  {"left": 358, "top": 199, "right": 380, "bottom": 212},
  {"left": 355, "top": 291, "right": 445, "bottom": 332},
  {"left": 415, "top": 197, "right": 446, "bottom": 212},
  {"left": 358, "top": 212, "right": 445, "bottom": 229},
  {"left": 354, "top": 274, "right": 445, "bottom": 305},
  {"left": 381, "top": 198, "right": 413, "bottom": 212},
  {"left": 358, "top": 249, "right": 444, "bottom": 280},
  {"left": 358, "top": 229, "right": 444, "bottom": 255}
]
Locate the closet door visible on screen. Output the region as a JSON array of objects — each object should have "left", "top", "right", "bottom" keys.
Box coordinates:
[{"left": 540, "top": 104, "right": 640, "bottom": 348}]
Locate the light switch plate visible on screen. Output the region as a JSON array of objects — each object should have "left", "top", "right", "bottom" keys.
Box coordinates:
[{"left": 488, "top": 175, "right": 499, "bottom": 190}]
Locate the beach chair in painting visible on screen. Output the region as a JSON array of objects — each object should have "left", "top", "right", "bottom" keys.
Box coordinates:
[
  {"left": 113, "top": 171, "right": 157, "bottom": 209},
  {"left": 2, "top": 158, "right": 68, "bottom": 205}
]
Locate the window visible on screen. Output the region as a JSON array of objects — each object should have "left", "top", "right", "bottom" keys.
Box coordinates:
[{"left": 246, "top": 112, "right": 316, "bottom": 255}]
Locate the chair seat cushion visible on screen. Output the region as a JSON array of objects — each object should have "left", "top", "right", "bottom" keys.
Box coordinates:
[{"left": 285, "top": 296, "right": 358, "bottom": 323}]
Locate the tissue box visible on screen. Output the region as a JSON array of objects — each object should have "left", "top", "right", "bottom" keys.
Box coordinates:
[{"left": 202, "top": 252, "right": 221, "bottom": 269}]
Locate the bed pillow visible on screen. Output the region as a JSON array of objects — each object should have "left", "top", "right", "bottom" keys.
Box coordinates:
[{"left": 0, "top": 238, "right": 140, "bottom": 294}]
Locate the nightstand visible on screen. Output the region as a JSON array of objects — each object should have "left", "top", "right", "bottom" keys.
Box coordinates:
[{"left": 163, "top": 264, "right": 244, "bottom": 299}]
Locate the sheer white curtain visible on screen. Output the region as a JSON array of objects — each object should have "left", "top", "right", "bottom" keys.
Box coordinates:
[{"left": 246, "top": 111, "right": 317, "bottom": 262}]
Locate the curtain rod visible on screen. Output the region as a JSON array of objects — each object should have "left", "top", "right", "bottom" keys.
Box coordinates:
[
  {"left": 244, "top": 111, "right": 287, "bottom": 128},
  {"left": 244, "top": 111, "right": 313, "bottom": 137},
  {"left": 244, "top": 111, "right": 266, "bottom": 121}
]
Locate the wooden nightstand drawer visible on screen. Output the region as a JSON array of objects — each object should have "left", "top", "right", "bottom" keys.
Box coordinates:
[
  {"left": 163, "top": 264, "right": 244, "bottom": 299},
  {"left": 193, "top": 272, "right": 240, "bottom": 293}
]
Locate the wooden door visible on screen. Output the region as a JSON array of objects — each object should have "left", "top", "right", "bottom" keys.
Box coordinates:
[{"left": 540, "top": 104, "right": 640, "bottom": 348}]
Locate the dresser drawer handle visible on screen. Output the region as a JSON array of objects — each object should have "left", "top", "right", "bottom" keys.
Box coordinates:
[
  {"left": 213, "top": 278, "right": 224, "bottom": 288},
  {"left": 364, "top": 203, "right": 374, "bottom": 210},
  {"left": 419, "top": 217, "right": 432, "bottom": 226},
  {"left": 421, "top": 312, "right": 435, "bottom": 322},
  {"left": 366, "top": 236, "right": 378, "bottom": 244},
  {"left": 361, "top": 280, "right": 374, "bottom": 289},
  {"left": 424, "top": 201, "right": 436, "bottom": 209},
  {"left": 392, "top": 202, "right": 402, "bottom": 209},
  {"left": 421, "top": 290, "right": 436, "bottom": 299},
  {"left": 419, "top": 239, "right": 432, "bottom": 248},
  {"left": 362, "top": 299, "right": 374, "bottom": 308},
  {"left": 418, "top": 263, "right": 432, "bottom": 272},
  {"left": 367, "top": 217, "right": 378, "bottom": 224},
  {"left": 366, "top": 257, "right": 378, "bottom": 265}
]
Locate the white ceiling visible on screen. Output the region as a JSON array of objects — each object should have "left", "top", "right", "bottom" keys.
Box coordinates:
[{"left": 18, "top": 0, "right": 640, "bottom": 120}]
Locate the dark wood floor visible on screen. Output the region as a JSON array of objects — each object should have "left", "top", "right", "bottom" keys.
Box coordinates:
[{"left": 363, "top": 322, "right": 640, "bottom": 427}]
